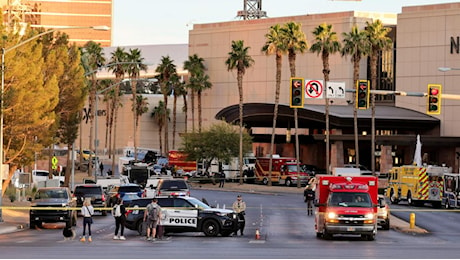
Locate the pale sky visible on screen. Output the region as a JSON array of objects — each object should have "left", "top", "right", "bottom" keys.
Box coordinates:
[{"left": 112, "top": 0, "right": 460, "bottom": 47}]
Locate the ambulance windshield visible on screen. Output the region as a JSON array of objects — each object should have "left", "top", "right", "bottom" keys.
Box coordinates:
[{"left": 328, "top": 192, "right": 372, "bottom": 207}]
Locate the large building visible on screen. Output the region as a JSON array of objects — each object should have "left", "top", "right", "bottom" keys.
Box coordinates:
[{"left": 1, "top": 0, "right": 112, "bottom": 46}]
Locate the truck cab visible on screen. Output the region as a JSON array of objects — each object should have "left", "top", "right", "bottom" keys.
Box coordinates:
[{"left": 314, "top": 175, "right": 378, "bottom": 241}]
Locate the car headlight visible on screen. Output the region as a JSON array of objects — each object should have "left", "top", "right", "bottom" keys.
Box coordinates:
[
  {"left": 365, "top": 213, "right": 374, "bottom": 219},
  {"left": 364, "top": 213, "right": 375, "bottom": 224},
  {"left": 326, "top": 211, "right": 339, "bottom": 223}
]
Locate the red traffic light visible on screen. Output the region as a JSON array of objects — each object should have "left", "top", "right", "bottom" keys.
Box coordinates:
[{"left": 430, "top": 88, "right": 439, "bottom": 95}]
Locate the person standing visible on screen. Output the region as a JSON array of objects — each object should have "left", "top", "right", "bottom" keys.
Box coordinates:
[
  {"left": 143, "top": 198, "right": 161, "bottom": 241},
  {"left": 304, "top": 185, "right": 315, "bottom": 216},
  {"left": 232, "top": 195, "right": 246, "bottom": 236},
  {"left": 99, "top": 161, "right": 104, "bottom": 176},
  {"left": 112, "top": 197, "right": 126, "bottom": 240},
  {"left": 219, "top": 171, "right": 225, "bottom": 188},
  {"left": 80, "top": 198, "right": 94, "bottom": 242}
]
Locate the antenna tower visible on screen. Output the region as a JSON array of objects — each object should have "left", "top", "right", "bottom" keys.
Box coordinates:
[{"left": 237, "top": 0, "right": 267, "bottom": 20}]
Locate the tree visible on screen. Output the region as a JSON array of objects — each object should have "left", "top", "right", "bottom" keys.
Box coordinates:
[
  {"left": 261, "top": 24, "right": 285, "bottom": 186},
  {"left": 174, "top": 76, "right": 188, "bottom": 134},
  {"left": 364, "top": 19, "right": 393, "bottom": 174},
  {"left": 180, "top": 121, "right": 252, "bottom": 176},
  {"left": 225, "top": 40, "right": 254, "bottom": 185},
  {"left": 310, "top": 23, "right": 341, "bottom": 174},
  {"left": 107, "top": 47, "right": 128, "bottom": 173},
  {"left": 151, "top": 100, "right": 170, "bottom": 155},
  {"left": 81, "top": 41, "right": 106, "bottom": 176},
  {"left": 281, "top": 21, "right": 308, "bottom": 188},
  {"left": 191, "top": 70, "right": 212, "bottom": 133},
  {"left": 170, "top": 73, "right": 185, "bottom": 149},
  {"left": 126, "top": 48, "right": 148, "bottom": 160},
  {"left": 133, "top": 95, "right": 149, "bottom": 140},
  {"left": 183, "top": 54, "right": 205, "bottom": 132},
  {"left": 156, "top": 56, "right": 176, "bottom": 155},
  {"left": 341, "top": 25, "right": 370, "bottom": 168}
]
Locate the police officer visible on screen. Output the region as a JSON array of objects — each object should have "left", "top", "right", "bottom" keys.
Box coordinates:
[{"left": 232, "top": 195, "right": 246, "bottom": 236}]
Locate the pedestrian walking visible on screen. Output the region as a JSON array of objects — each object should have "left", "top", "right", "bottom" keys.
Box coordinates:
[
  {"left": 143, "top": 198, "right": 161, "bottom": 241},
  {"left": 112, "top": 197, "right": 126, "bottom": 240},
  {"left": 80, "top": 198, "right": 94, "bottom": 242},
  {"left": 304, "top": 185, "right": 315, "bottom": 216},
  {"left": 232, "top": 195, "right": 246, "bottom": 236},
  {"left": 99, "top": 161, "right": 104, "bottom": 176}
]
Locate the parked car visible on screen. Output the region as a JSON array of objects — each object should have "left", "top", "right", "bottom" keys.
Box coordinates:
[
  {"left": 28, "top": 187, "right": 77, "bottom": 228},
  {"left": 124, "top": 196, "right": 239, "bottom": 237},
  {"left": 377, "top": 195, "right": 390, "bottom": 230},
  {"left": 154, "top": 179, "right": 191, "bottom": 197},
  {"left": 106, "top": 184, "right": 144, "bottom": 207},
  {"left": 73, "top": 184, "right": 107, "bottom": 216},
  {"left": 343, "top": 164, "right": 373, "bottom": 175}
]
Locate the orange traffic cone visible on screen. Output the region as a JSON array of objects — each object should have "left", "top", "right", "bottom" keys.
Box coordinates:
[{"left": 255, "top": 229, "right": 260, "bottom": 240}]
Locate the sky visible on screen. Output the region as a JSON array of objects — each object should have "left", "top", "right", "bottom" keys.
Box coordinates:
[{"left": 112, "top": 0, "right": 460, "bottom": 47}]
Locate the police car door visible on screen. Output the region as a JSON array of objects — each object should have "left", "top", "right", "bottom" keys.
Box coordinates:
[{"left": 163, "top": 198, "right": 198, "bottom": 228}]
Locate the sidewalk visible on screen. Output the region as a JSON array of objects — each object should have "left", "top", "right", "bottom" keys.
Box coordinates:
[{"left": 0, "top": 173, "right": 428, "bottom": 235}]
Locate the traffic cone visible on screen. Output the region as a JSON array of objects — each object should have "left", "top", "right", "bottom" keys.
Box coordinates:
[{"left": 255, "top": 229, "right": 260, "bottom": 240}]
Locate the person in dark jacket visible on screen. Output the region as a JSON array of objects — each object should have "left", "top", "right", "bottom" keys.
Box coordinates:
[
  {"left": 304, "top": 185, "right": 315, "bottom": 216},
  {"left": 112, "top": 197, "right": 127, "bottom": 240}
]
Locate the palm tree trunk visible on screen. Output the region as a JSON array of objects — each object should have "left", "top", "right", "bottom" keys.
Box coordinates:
[
  {"left": 163, "top": 91, "right": 169, "bottom": 156},
  {"left": 173, "top": 95, "right": 177, "bottom": 149},
  {"left": 198, "top": 90, "right": 202, "bottom": 133},
  {"left": 268, "top": 53, "right": 282, "bottom": 186},
  {"left": 131, "top": 79, "right": 138, "bottom": 161},
  {"left": 353, "top": 61, "right": 360, "bottom": 166},
  {"left": 191, "top": 90, "right": 195, "bottom": 132},
  {"left": 370, "top": 53, "right": 378, "bottom": 175},
  {"left": 237, "top": 71, "right": 244, "bottom": 185},
  {"left": 183, "top": 95, "right": 188, "bottom": 133}
]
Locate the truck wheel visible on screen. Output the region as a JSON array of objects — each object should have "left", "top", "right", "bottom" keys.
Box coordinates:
[
  {"left": 389, "top": 189, "right": 399, "bottom": 204},
  {"left": 316, "top": 232, "right": 322, "bottom": 238},
  {"left": 285, "top": 178, "right": 292, "bottom": 187},
  {"left": 202, "top": 219, "right": 220, "bottom": 237},
  {"left": 382, "top": 220, "right": 390, "bottom": 230},
  {"left": 323, "top": 232, "right": 332, "bottom": 240},
  {"left": 262, "top": 178, "right": 268, "bottom": 185}
]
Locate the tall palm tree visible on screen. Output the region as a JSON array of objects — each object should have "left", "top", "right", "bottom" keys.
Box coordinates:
[
  {"left": 151, "top": 100, "right": 170, "bottom": 155},
  {"left": 156, "top": 56, "right": 176, "bottom": 155},
  {"left": 281, "top": 21, "right": 308, "bottom": 188},
  {"left": 81, "top": 41, "right": 105, "bottom": 176},
  {"left": 310, "top": 23, "right": 341, "bottom": 174},
  {"left": 193, "top": 70, "right": 212, "bottom": 132},
  {"left": 364, "top": 19, "right": 393, "bottom": 174},
  {"left": 261, "top": 24, "right": 286, "bottom": 186},
  {"left": 225, "top": 40, "right": 254, "bottom": 185},
  {"left": 174, "top": 78, "right": 188, "bottom": 134},
  {"left": 133, "top": 95, "right": 149, "bottom": 142},
  {"left": 341, "top": 25, "right": 370, "bottom": 168},
  {"left": 170, "top": 73, "right": 184, "bottom": 149},
  {"left": 126, "top": 48, "right": 148, "bottom": 160},
  {"left": 107, "top": 47, "right": 128, "bottom": 173},
  {"left": 183, "top": 54, "right": 205, "bottom": 132}
]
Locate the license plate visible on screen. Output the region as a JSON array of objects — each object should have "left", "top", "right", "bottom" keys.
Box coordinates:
[{"left": 347, "top": 227, "right": 355, "bottom": 231}]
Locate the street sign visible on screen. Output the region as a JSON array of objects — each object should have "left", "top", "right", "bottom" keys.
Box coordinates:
[
  {"left": 326, "top": 82, "right": 346, "bottom": 98},
  {"left": 305, "top": 80, "right": 324, "bottom": 99}
]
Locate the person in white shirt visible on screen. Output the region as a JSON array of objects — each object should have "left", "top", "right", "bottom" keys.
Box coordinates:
[
  {"left": 232, "top": 195, "right": 246, "bottom": 236},
  {"left": 80, "top": 198, "right": 94, "bottom": 242}
]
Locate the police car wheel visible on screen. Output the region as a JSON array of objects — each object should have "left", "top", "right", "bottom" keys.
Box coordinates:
[{"left": 203, "top": 219, "right": 220, "bottom": 237}]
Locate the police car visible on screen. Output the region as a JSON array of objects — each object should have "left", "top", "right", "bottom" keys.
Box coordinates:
[{"left": 125, "top": 196, "right": 239, "bottom": 237}]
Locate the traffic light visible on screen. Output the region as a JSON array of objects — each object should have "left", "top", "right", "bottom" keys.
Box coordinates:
[
  {"left": 290, "top": 77, "right": 304, "bottom": 108},
  {"left": 427, "top": 84, "right": 442, "bottom": 115},
  {"left": 356, "top": 80, "right": 370, "bottom": 109}
]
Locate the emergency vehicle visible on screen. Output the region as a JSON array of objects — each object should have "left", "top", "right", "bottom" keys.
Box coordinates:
[
  {"left": 255, "top": 157, "right": 310, "bottom": 186},
  {"left": 168, "top": 150, "right": 197, "bottom": 176},
  {"left": 124, "top": 196, "right": 239, "bottom": 237},
  {"left": 386, "top": 165, "right": 451, "bottom": 208},
  {"left": 314, "top": 175, "right": 379, "bottom": 241},
  {"left": 442, "top": 173, "right": 460, "bottom": 209}
]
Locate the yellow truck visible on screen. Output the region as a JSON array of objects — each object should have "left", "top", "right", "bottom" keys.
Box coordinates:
[{"left": 386, "top": 165, "right": 451, "bottom": 208}]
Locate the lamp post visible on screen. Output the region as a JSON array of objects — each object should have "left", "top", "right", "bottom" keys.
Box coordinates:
[{"left": 0, "top": 25, "right": 109, "bottom": 222}]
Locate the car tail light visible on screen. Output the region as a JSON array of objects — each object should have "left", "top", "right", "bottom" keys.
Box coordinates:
[{"left": 102, "top": 194, "right": 105, "bottom": 202}]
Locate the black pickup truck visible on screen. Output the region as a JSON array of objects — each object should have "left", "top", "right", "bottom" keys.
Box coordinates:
[{"left": 29, "top": 187, "right": 78, "bottom": 228}]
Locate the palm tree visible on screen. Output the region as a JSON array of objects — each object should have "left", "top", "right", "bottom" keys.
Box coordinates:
[
  {"left": 183, "top": 54, "right": 205, "bottom": 132},
  {"left": 81, "top": 41, "right": 106, "bottom": 176},
  {"left": 193, "top": 70, "right": 212, "bottom": 132},
  {"left": 133, "top": 95, "right": 149, "bottom": 141},
  {"left": 225, "top": 40, "right": 254, "bottom": 185},
  {"left": 364, "top": 19, "right": 393, "bottom": 174},
  {"left": 170, "top": 73, "right": 185, "bottom": 149},
  {"left": 281, "top": 21, "right": 308, "bottom": 188},
  {"left": 174, "top": 78, "right": 188, "bottom": 134},
  {"left": 156, "top": 56, "right": 177, "bottom": 155},
  {"left": 107, "top": 47, "right": 128, "bottom": 173},
  {"left": 126, "top": 48, "right": 148, "bottom": 160},
  {"left": 341, "top": 25, "right": 369, "bottom": 168},
  {"left": 151, "top": 100, "right": 170, "bottom": 155},
  {"left": 310, "top": 23, "right": 341, "bottom": 174},
  {"left": 261, "top": 24, "right": 285, "bottom": 186}
]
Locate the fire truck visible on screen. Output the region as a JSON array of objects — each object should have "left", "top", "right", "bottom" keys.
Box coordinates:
[
  {"left": 168, "top": 150, "right": 197, "bottom": 176},
  {"left": 314, "top": 175, "right": 379, "bottom": 241},
  {"left": 386, "top": 165, "right": 451, "bottom": 208},
  {"left": 254, "top": 157, "right": 310, "bottom": 186},
  {"left": 442, "top": 173, "right": 460, "bottom": 209}
]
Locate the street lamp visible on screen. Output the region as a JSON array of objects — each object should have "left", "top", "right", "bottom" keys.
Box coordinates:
[{"left": 0, "top": 25, "right": 109, "bottom": 222}]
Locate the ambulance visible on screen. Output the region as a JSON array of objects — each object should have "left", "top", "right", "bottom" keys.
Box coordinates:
[
  {"left": 386, "top": 165, "right": 451, "bottom": 208},
  {"left": 254, "top": 156, "right": 310, "bottom": 186},
  {"left": 314, "top": 175, "right": 379, "bottom": 240}
]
